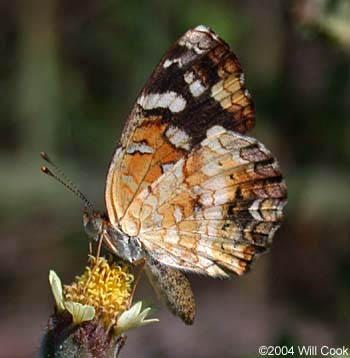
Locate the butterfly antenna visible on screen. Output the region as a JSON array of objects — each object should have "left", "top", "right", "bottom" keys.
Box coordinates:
[{"left": 40, "top": 152, "right": 95, "bottom": 212}]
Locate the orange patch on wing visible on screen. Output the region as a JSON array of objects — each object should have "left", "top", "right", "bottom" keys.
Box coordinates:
[
  {"left": 113, "top": 119, "right": 187, "bottom": 221},
  {"left": 144, "top": 142, "right": 185, "bottom": 183}
]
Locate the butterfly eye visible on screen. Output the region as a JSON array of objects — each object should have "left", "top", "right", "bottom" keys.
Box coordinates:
[{"left": 83, "top": 213, "right": 103, "bottom": 240}]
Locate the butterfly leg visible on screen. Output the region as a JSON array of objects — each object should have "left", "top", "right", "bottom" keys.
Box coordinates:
[
  {"left": 145, "top": 257, "right": 195, "bottom": 325},
  {"left": 127, "top": 257, "right": 147, "bottom": 308},
  {"left": 83, "top": 235, "right": 105, "bottom": 294},
  {"left": 88, "top": 240, "right": 93, "bottom": 255},
  {"left": 95, "top": 233, "right": 104, "bottom": 259}
]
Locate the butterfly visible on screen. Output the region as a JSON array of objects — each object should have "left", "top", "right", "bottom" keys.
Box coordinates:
[{"left": 42, "top": 25, "right": 287, "bottom": 325}]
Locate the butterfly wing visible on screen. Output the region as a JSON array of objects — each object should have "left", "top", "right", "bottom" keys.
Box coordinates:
[
  {"left": 105, "top": 26, "right": 254, "bottom": 228},
  {"left": 104, "top": 25, "right": 287, "bottom": 323},
  {"left": 125, "top": 126, "right": 287, "bottom": 277}
]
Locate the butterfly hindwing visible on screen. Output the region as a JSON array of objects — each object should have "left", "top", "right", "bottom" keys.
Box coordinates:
[{"left": 124, "top": 126, "right": 287, "bottom": 277}]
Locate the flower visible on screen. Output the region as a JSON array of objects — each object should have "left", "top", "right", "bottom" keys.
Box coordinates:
[
  {"left": 64, "top": 256, "right": 134, "bottom": 327},
  {"left": 47, "top": 256, "right": 159, "bottom": 332},
  {"left": 42, "top": 256, "right": 159, "bottom": 357}
]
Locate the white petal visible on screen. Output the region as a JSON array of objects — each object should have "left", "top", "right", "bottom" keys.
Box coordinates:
[
  {"left": 138, "top": 307, "right": 151, "bottom": 321},
  {"left": 115, "top": 301, "right": 158, "bottom": 335},
  {"left": 48, "top": 270, "right": 65, "bottom": 312},
  {"left": 65, "top": 301, "right": 95, "bottom": 325},
  {"left": 118, "top": 301, "right": 142, "bottom": 326},
  {"left": 139, "top": 317, "right": 159, "bottom": 327}
]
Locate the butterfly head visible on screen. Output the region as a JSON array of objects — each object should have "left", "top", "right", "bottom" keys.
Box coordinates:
[{"left": 83, "top": 209, "right": 106, "bottom": 241}]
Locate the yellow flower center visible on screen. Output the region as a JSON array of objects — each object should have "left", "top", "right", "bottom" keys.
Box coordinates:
[{"left": 64, "top": 256, "right": 134, "bottom": 327}]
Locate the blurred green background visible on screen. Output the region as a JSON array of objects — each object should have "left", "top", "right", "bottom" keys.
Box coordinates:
[{"left": 0, "top": 0, "right": 349, "bottom": 357}]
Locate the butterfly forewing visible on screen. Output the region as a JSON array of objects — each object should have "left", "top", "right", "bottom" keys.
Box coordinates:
[{"left": 105, "top": 26, "right": 255, "bottom": 227}]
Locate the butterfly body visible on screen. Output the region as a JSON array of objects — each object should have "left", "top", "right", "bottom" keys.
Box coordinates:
[{"left": 83, "top": 211, "right": 144, "bottom": 263}]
